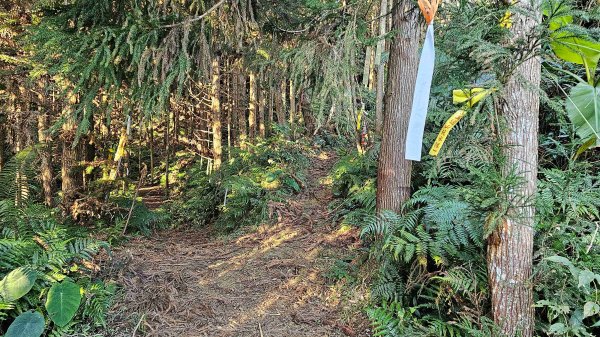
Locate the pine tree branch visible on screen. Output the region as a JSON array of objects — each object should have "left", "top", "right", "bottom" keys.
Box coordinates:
[{"left": 161, "top": 0, "right": 226, "bottom": 28}]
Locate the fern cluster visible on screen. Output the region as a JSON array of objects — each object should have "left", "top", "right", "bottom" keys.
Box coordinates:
[
  {"left": 171, "top": 133, "right": 309, "bottom": 231},
  {"left": 358, "top": 184, "right": 491, "bottom": 335},
  {"left": 0, "top": 205, "right": 114, "bottom": 335},
  {"left": 329, "top": 146, "right": 379, "bottom": 227},
  {"left": 533, "top": 159, "right": 600, "bottom": 334}
]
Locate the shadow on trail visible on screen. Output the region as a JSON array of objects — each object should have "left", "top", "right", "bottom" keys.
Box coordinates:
[{"left": 104, "top": 151, "right": 366, "bottom": 337}]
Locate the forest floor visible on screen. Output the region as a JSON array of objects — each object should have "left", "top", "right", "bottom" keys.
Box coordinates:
[{"left": 102, "top": 151, "right": 371, "bottom": 337}]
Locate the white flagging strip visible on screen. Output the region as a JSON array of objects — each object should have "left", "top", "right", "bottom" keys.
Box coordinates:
[{"left": 405, "top": 23, "right": 435, "bottom": 161}]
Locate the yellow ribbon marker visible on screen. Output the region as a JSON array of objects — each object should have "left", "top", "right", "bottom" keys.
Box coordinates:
[
  {"left": 429, "top": 110, "right": 467, "bottom": 156},
  {"left": 452, "top": 88, "right": 491, "bottom": 107},
  {"left": 499, "top": 11, "right": 512, "bottom": 28},
  {"left": 429, "top": 88, "right": 493, "bottom": 157}
]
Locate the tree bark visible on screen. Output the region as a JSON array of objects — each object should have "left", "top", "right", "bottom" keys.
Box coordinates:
[
  {"left": 375, "top": 0, "right": 389, "bottom": 135},
  {"left": 211, "top": 56, "right": 223, "bottom": 170},
  {"left": 268, "top": 74, "right": 274, "bottom": 135},
  {"left": 237, "top": 70, "right": 248, "bottom": 147},
  {"left": 248, "top": 71, "right": 258, "bottom": 139},
  {"left": 289, "top": 79, "right": 296, "bottom": 126},
  {"left": 149, "top": 122, "right": 154, "bottom": 175},
  {"left": 487, "top": 3, "right": 541, "bottom": 336},
  {"left": 225, "top": 65, "right": 232, "bottom": 155},
  {"left": 164, "top": 110, "right": 170, "bottom": 198},
  {"left": 376, "top": 0, "right": 421, "bottom": 213},
  {"left": 109, "top": 116, "right": 130, "bottom": 180},
  {"left": 61, "top": 92, "right": 79, "bottom": 208},
  {"left": 362, "top": 46, "right": 373, "bottom": 88},
  {"left": 0, "top": 112, "right": 5, "bottom": 171},
  {"left": 61, "top": 129, "right": 77, "bottom": 206},
  {"left": 259, "top": 84, "right": 266, "bottom": 138},
  {"left": 38, "top": 101, "right": 54, "bottom": 207},
  {"left": 277, "top": 79, "right": 287, "bottom": 125},
  {"left": 368, "top": 47, "right": 376, "bottom": 91}
]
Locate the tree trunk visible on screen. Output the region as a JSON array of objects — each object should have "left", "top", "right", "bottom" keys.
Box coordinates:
[
  {"left": 375, "top": 0, "right": 389, "bottom": 135},
  {"left": 277, "top": 79, "right": 286, "bottom": 125},
  {"left": 237, "top": 71, "right": 248, "bottom": 147},
  {"left": 225, "top": 66, "right": 232, "bottom": 156},
  {"left": 0, "top": 113, "right": 5, "bottom": 171},
  {"left": 289, "top": 79, "right": 296, "bottom": 126},
  {"left": 248, "top": 71, "right": 258, "bottom": 139},
  {"left": 268, "top": 74, "right": 274, "bottom": 135},
  {"left": 109, "top": 116, "right": 130, "bottom": 180},
  {"left": 61, "top": 130, "right": 77, "bottom": 206},
  {"left": 38, "top": 104, "right": 54, "bottom": 207},
  {"left": 14, "top": 85, "right": 28, "bottom": 207},
  {"left": 375, "top": 0, "right": 421, "bottom": 213},
  {"left": 487, "top": 3, "right": 541, "bottom": 336},
  {"left": 149, "top": 122, "right": 154, "bottom": 175},
  {"left": 164, "top": 111, "right": 170, "bottom": 198},
  {"left": 258, "top": 80, "right": 267, "bottom": 138},
  {"left": 61, "top": 92, "right": 79, "bottom": 207},
  {"left": 211, "top": 56, "right": 223, "bottom": 170},
  {"left": 368, "top": 47, "right": 376, "bottom": 91},
  {"left": 362, "top": 46, "right": 373, "bottom": 88}
]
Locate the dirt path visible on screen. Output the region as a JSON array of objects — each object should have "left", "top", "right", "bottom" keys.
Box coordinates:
[{"left": 105, "top": 151, "right": 367, "bottom": 337}]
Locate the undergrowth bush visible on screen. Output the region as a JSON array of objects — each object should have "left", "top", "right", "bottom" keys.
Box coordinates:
[
  {"left": 328, "top": 151, "right": 600, "bottom": 336},
  {"left": 0, "top": 204, "right": 114, "bottom": 336},
  {"left": 331, "top": 135, "right": 600, "bottom": 337},
  {"left": 171, "top": 135, "right": 310, "bottom": 231},
  {"left": 328, "top": 146, "right": 378, "bottom": 227},
  {"left": 321, "top": 0, "right": 600, "bottom": 334},
  {"left": 533, "top": 161, "right": 600, "bottom": 336},
  {"left": 0, "top": 149, "right": 117, "bottom": 336}
]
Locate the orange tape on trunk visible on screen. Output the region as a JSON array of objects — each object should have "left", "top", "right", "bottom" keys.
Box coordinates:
[{"left": 418, "top": 0, "right": 440, "bottom": 24}]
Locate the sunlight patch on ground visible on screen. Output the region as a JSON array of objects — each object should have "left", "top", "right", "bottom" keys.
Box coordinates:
[
  {"left": 318, "top": 152, "right": 330, "bottom": 160},
  {"left": 204, "top": 225, "right": 300, "bottom": 280},
  {"left": 320, "top": 176, "right": 334, "bottom": 186},
  {"left": 259, "top": 228, "right": 299, "bottom": 251}
]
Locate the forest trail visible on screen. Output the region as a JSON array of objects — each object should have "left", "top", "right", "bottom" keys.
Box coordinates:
[
  {"left": 105, "top": 151, "right": 366, "bottom": 337},
  {"left": 137, "top": 186, "right": 166, "bottom": 210}
]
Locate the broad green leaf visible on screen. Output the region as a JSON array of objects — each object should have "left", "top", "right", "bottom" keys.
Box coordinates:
[
  {"left": 0, "top": 267, "right": 37, "bottom": 302},
  {"left": 284, "top": 177, "right": 301, "bottom": 192},
  {"left": 574, "top": 136, "right": 598, "bottom": 159},
  {"left": 544, "top": 2, "right": 600, "bottom": 81},
  {"left": 546, "top": 255, "right": 580, "bottom": 277},
  {"left": 548, "top": 322, "right": 568, "bottom": 334},
  {"left": 549, "top": 15, "right": 573, "bottom": 31},
  {"left": 566, "top": 83, "right": 600, "bottom": 147},
  {"left": 551, "top": 33, "right": 600, "bottom": 77},
  {"left": 542, "top": 0, "right": 573, "bottom": 31},
  {"left": 45, "top": 281, "right": 82, "bottom": 327},
  {"left": 5, "top": 311, "right": 45, "bottom": 337},
  {"left": 578, "top": 269, "right": 597, "bottom": 288},
  {"left": 584, "top": 302, "right": 600, "bottom": 318},
  {"left": 543, "top": 7, "right": 572, "bottom": 32}
]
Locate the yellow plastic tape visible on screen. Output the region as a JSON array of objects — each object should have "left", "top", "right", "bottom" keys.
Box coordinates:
[
  {"left": 429, "top": 109, "right": 467, "bottom": 156},
  {"left": 452, "top": 88, "right": 491, "bottom": 107},
  {"left": 499, "top": 11, "right": 512, "bottom": 28}
]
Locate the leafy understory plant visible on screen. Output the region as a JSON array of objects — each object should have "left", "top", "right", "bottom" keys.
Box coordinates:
[
  {"left": 1, "top": 267, "right": 82, "bottom": 337},
  {"left": 546, "top": 0, "right": 600, "bottom": 152},
  {"left": 0, "top": 209, "right": 112, "bottom": 336},
  {"left": 536, "top": 256, "right": 600, "bottom": 335}
]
